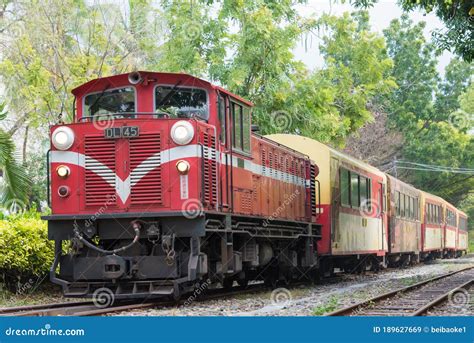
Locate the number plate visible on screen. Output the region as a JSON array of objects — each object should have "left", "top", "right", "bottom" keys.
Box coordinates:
[{"left": 104, "top": 126, "right": 139, "bottom": 139}]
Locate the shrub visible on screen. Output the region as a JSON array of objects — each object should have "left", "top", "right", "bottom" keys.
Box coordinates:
[{"left": 0, "top": 213, "right": 53, "bottom": 292}]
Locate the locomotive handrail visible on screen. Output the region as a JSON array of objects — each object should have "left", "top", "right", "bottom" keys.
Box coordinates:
[
  {"left": 46, "top": 149, "right": 51, "bottom": 208},
  {"left": 77, "top": 112, "right": 170, "bottom": 122}
]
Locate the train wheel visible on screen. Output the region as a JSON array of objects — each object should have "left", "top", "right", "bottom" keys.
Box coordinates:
[
  {"left": 264, "top": 274, "right": 278, "bottom": 289},
  {"left": 237, "top": 278, "right": 248, "bottom": 288},
  {"left": 173, "top": 286, "right": 182, "bottom": 301},
  {"left": 280, "top": 275, "right": 290, "bottom": 287},
  {"left": 222, "top": 278, "right": 234, "bottom": 290}
]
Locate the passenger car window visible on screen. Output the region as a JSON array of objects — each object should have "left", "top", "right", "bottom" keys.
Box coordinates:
[
  {"left": 84, "top": 87, "right": 135, "bottom": 117},
  {"left": 360, "top": 177, "right": 367, "bottom": 205},
  {"left": 155, "top": 86, "right": 208, "bottom": 120},
  {"left": 350, "top": 172, "right": 359, "bottom": 208},
  {"left": 340, "top": 169, "right": 350, "bottom": 206}
]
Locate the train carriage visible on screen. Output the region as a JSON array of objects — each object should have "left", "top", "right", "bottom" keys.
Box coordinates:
[
  {"left": 43, "top": 71, "right": 469, "bottom": 301},
  {"left": 420, "top": 191, "right": 445, "bottom": 259},
  {"left": 444, "top": 201, "right": 458, "bottom": 258},
  {"left": 456, "top": 210, "right": 468, "bottom": 256},
  {"left": 43, "top": 72, "right": 321, "bottom": 299},
  {"left": 266, "top": 134, "right": 388, "bottom": 274},
  {"left": 386, "top": 175, "right": 421, "bottom": 266}
]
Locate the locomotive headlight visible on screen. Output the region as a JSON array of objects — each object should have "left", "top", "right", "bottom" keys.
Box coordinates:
[
  {"left": 52, "top": 126, "right": 75, "bottom": 150},
  {"left": 176, "top": 160, "right": 190, "bottom": 175},
  {"left": 56, "top": 165, "right": 70, "bottom": 178},
  {"left": 170, "top": 121, "right": 194, "bottom": 145},
  {"left": 58, "top": 186, "right": 70, "bottom": 198}
]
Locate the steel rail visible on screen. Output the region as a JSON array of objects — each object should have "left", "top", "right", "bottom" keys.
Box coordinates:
[{"left": 326, "top": 265, "right": 474, "bottom": 316}]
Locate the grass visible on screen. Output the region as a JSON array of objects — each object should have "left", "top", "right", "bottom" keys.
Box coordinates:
[
  {"left": 0, "top": 283, "right": 69, "bottom": 307},
  {"left": 312, "top": 295, "right": 339, "bottom": 315}
]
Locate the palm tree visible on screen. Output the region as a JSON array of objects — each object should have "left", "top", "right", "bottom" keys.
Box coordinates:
[{"left": 0, "top": 103, "right": 30, "bottom": 211}]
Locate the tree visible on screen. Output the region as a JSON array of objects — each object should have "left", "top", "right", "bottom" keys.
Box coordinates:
[
  {"left": 0, "top": 103, "right": 30, "bottom": 209},
  {"left": 380, "top": 15, "right": 473, "bottom": 205},
  {"left": 434, "top": 58, "right": 474, "bottom": 120},
  {"left": 383, "top": 15, "right": 440, "bottom": 133},
  {"left": 350, "top": 0, "right": 474, "bottom": 62}
]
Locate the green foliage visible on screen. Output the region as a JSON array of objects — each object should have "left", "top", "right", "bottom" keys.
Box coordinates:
[
  {"left": 0, "top": 0, "right": 163, "bottom": 126},
  {"left": 381, "top": 15, "right": 473, "bottom": 205},
  {"left": 0, "top": 105, "right": 30, "bottom": 206},
  {"left": 0, "top": 214, "right": 53, "bottom": 291},
  {"left": 313, "top": 295, "right": 339, "bottom": 315},
  {"left": 382, "top": 15, "right": 440, "bottom": 131},
  {"left": 352, "top": 0, "right": 474, "bottom": 62},
  {"left": 152, "top": 3, "right": 395, "bottom": 144}
]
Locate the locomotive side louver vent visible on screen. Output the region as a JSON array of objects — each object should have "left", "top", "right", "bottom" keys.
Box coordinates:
[
  {"left": 202, "top": 130, "right": 217, "bottom": 208},
  {"left": 85, "top": 135, "right": 117, "bottom": 207},
  {"left": 129, "top": 133, "right": 162, "bottom": 205}
]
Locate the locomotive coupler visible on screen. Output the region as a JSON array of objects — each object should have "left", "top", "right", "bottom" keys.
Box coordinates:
[
  {"left": 146, "top": 222, "right": 160, "bottom": 244},
  {"left": 162, "top": 233, "right": 176, "bottom": 266}
]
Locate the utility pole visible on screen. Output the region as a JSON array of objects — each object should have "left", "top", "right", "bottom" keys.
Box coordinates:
[{"left": 394, "top": 157, "right": 398, "bottom": 178}]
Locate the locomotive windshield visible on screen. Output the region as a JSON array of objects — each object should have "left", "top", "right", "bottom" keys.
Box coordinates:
[
  {"left": 155, "top": 85, "right": 208, "bottom": 120},
  {"left": 84, "top": 87, "right": 135, "bottom": 117}
]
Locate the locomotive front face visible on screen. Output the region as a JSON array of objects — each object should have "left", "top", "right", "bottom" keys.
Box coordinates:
[
  {"left": 44, "top": 72, "right": 320, "bottom": 300},
  {"left": 46, "top": 73, "right": 220, "bottom": 299}
]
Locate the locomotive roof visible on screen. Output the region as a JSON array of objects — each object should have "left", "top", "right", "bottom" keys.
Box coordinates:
[{"left": 71, "top": 71, "right": 253, "bottom": 107}]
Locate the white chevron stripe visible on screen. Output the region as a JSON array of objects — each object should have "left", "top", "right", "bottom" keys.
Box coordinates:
[{"left": 51, "top": 144, "right": 308, "bottom": 203}]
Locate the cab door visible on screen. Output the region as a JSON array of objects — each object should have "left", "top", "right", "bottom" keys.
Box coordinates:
[{"left": 218, "top": 93, "right": 231, "bottom": 212}]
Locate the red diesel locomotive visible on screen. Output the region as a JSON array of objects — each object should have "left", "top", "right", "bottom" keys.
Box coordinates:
[{"left": 44, "top": 72, "right": 320, "bottom": 299}]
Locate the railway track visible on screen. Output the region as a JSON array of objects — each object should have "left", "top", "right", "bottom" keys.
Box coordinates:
[
  {"left": 0, "top": 283, "right": 274, "bottom": 316},
  {"left": 327, "top": 266, "right": 474, "bottom": 316}
]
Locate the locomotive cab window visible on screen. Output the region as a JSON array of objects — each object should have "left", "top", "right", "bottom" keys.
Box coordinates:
[
  {"left": 155, "top": 86, "right": 208, "bottom": 120},
  {"left": 84, "top": 87, "right": 136, "bottom": 117},
  {"left": 231, "top": 101, "right": 251, "bottom": 153},
  {"left": 218, "top": 96, "right": 226, "bottom": 143}
]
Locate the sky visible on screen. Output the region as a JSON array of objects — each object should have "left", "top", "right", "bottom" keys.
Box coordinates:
[{"left": 293, "top": 0, "right": 454, "bottom": 75}]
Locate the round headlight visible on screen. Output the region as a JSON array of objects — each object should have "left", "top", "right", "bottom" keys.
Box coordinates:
[
  {"left": 56, "top": 165, "right": 70, "bottom": 178},
  {"left": 52, "top": 126, "right": 75, "bottom": 150},
  {"left": 58, "top": 186, "right": 70, "bottom": 198},
  {"left": 170, "top": 121, "right": 194, "bottom": 145},
  {"left": 176, "top": 160, "right": 190, "bottom": 175}
]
